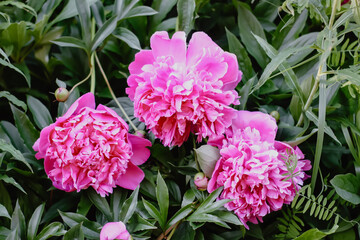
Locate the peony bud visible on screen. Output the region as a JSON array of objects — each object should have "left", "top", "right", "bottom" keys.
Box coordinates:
[
  {"left": 194, "top": 145, "right": 220, "bottom": 178},
  {"left": 270, "top": 110, "right": 280, "bottom": 122},
  {"left": 100, "top": 221, "right": 131, "bottom": 240},
  {"left": 194, "top": 172, "right": 208, "bottom": 191},
  {"left": 54, "top": 87, "right": 69, "bottom": 102}
]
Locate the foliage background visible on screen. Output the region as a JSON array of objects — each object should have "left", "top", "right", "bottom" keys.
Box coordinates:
[{"left": 1, "top": 0, "right": 360, "bottom": 239}]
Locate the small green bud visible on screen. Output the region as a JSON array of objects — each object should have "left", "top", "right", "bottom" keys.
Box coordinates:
[
  {"left": 270, "top": 110, "right": 280, "bottom": 122},
  {"left": 54, "top": 88, "right": 69, "bottom": 102},
  {"left": 135, "top": 130, "right": 146, "bottom": 138}
]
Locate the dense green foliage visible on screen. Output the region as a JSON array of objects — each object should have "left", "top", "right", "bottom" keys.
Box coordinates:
[{"left": 1, "top": 0, "right": 360, "bottom": 239}]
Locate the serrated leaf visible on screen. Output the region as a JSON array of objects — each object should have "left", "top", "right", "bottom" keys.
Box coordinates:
[
  {"left": 27, "top": 95, "right": 53, "bottom": 129},
  {"left": 28, "top": 203, "right": 45, "bottom": 240},
  {"left": 0, "top": 91, "right": 26, "bottom": 111},
  {"left": 119, "top": 187, "right": 139, "bottom": 223}
]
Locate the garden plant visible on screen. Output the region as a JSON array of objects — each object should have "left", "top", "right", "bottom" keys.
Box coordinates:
[{"left": 1, "top": 0, "right": 360, "bottom": 239}]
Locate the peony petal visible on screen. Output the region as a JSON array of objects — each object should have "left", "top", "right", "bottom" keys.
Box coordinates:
[
  {"left": 128, "top": 134, "right": 151, "bottom": 165},
  {"left": 57, "top": 92, "right": 95, "bottom": 122},
  {"left": 150, "top": 31, "right": 186, "bottom": 65},
  {"left": 129, "top": 50, "right": 155, "bottom": 75},
  {"left": 221, "top": 53, "right": 242, "bottom": 91},
  {"left": 35, "top": 124, "right": 54, "bottom": 159},
  {"left": 96, "top": 104, "right": 129, "bottom": 130},
  {"left": 116, "top": 162, "right": 144, "bottom": 190},
  {"left": 232, "top": 110, "right": 277, "bottom": 142},
  {"left": 100, "top": 221, "right": 130, "bottom": 240}
]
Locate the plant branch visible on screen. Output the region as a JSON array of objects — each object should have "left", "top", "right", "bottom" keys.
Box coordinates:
[{"left": 94, "top": 53, "right": 138, "bottom": 131}]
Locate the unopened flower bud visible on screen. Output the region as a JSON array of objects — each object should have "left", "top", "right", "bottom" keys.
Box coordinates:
[
  {"left": 55, "top": 88, "right": 69, "bottom": 102},
  {"left": 135, "top": 130, "right": 146, "bottom": 138},
  {"left": 194, "top": 172, "right": 208, "bottom": 191},
  {"left": 270, "top": 110, "right": 280, "bottom": 122}
]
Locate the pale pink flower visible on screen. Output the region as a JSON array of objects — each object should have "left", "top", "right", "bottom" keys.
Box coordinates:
[
  {"left": 33, "top": 93, "right": 151, "bottom": 197},
  {"left": 208, "top": 111, "right": 311, "bottom": 229},
  {"left": 100, "top": 221, "right": 131, "bottom": 240},
  {"left": 127, "top": 31, "right": 242, "bottom": 147},
  {"left": 194, "top": 172, "right": 208, "bottom": 191}
]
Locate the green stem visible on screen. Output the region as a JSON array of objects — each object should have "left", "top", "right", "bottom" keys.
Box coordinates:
[
  {"left": 94, "top": 53, "right": 138, "bottom": 131},
  {"left": 90, "top": 18, "right": 96, "bottom": 94},
  {"left": 69, "top": 68, "right": 93, "bottom": 95}
]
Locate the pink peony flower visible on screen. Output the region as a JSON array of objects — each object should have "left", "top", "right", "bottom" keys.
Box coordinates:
[
  {"left": 127, "top": 31, "right": 242, "bottom": 147},
  {"left": 100, "top": 221, "right": 131, "bottom": 240},
  {"left": 208, "top": 111, "right": 311, "bottom": 229},
  {"left": 33, "top": 93, "right": 151, "bottom": 197}
]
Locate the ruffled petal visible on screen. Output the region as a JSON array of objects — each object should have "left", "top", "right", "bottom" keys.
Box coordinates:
[{"left": 128, "top": 134, "right": 151, "bottom": 165}]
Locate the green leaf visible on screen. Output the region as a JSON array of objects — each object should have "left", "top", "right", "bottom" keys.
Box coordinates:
[
  {"left": 28, "top": 203, "right": 45, "bottom": 240},
  {"left": 0, "top": 203, "right": 11, "bottom": 219},
  {"left": 0, "top": 91, "right": 27, "bottom": 112},
  {"left": 150, "top": 0, "right": 177, "bottom": 28},
  {"left": 0, "top": 59, "right": 28, "bottom": 85},
  {"left": 128, "top": 213, "right": 157, "bottom": 232},
  {"left": 125, "top": 6, "right": 158, "bottom": 19},
  {"left": 114, "top": 27, "right": 141, "bottom": 50},
  {"left": 87, "top": 189, "right": 112, "bottom": 221},
  {"left": 90, "top": 15, "right": 118, "bottom": 51},
  {"left": 166, "top": 203, "right": 194, "bottom": 229},
  {"left": 11, "top": 201, "right": 26, "bottom": 240},
  {"left": 156, "top": 172, "right": 169, "bottom": 229},
  {"left": 330, "top": 173, "right": 360, "bottom": 205},
  {"left": 194, "top": 145, "right": 220, "bottom": 178},
  {"left": 34, "top": 222, "right": 65, "bottom": 240},
  {"left": 236, "top": 2, "right": 268, "bottom": 68},
  {"left": 51, "top": 0, "right": 97, "bottom": 25},
  {"left": 294, "top": 224, "right": 338, "bottom": 240},
  {"left": 225, "top": 28, "right": 253, "bottom": 80},
  {"left": 176, "top": 0, "right": 196, "bottom": 34},
  {"left": 76, "top": 194, "right": 92, "bottom": 216},
  {"left": 181, "top": 189, "right": 195, "bottom": 208},
  {"left": 27, "top": 95, "right": 53, "bottom": 129},
  {"left": 51, "top": 36, "right": 87, "bottom": 51},
  {"left": 14, "top": 62, "right": 31, "bottom": 88},
  {"left": 10, "top": 104, "right": 39, "bottom": 151},
  {"left": 0, "top": 175, "right": 26, "bottom": 194},
  {"left": 171, "top": 222, "right": 195, "bottom": 240},
  {"left": 63, "top": 223, "right": 84, "bottom": 240},
  {"left": 75, "top": 0, "right": 91, "bottom": 46},
  {"left": 0, "top": 139, "right": 32, "bottom": 171},
  {"left": 0, "top": 121, "right": 29, "bottom": 154},
  {"left": 305, "top": 110, "right": 340, "bottom": 144},
  {"left": 119, "top": 187, "right": 139, "bottom": 223},
  {"left": 251, "top": 34, "right": 306, "bottom": 105},
  {"left": 0, "top": 1, "right": 37, "bottom": 17},
  {"left": 142, "top": 198, "right": 162, "bottom": 225},
  {"left": 114, "top": 0, "right": 139, "bottom": 20},
  {"left": 110, "top": 188, "right": 126, "bottom": 222},
  {"left": 59, "top": 211, "right": 101, "bottom": 239}
]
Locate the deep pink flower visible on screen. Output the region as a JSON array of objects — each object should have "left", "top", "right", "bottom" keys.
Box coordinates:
[
  {"left": 100, "top": 221, "right": 131, "bottom": 240},
  {"left": 33, "top": 93, "right": 151, "bottom": 197},
  {"left": 127, "top": 31, "right": 242, "bottom": 147},
  {"left": 208, "top": 111, "right": 311, "bottom": 229}
]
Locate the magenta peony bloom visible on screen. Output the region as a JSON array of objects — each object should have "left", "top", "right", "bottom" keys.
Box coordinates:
[
  {"left": 33, "top": 93, "right": 151, "bottom": 197},
  {"left": 100, "top": 221, "right": 131, "bottom": 240},
  {"left": 127, "top": 31, "right": 242, "bottom": 147},
  {"left": 208, "top": 111, "right": 311, "bottom": 229}
]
